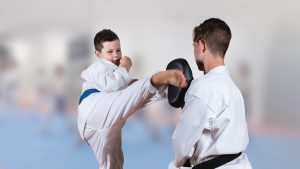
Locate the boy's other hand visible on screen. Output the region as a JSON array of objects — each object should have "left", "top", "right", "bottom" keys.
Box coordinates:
[{"left": 120, "top": 56, "right": 132, "bottom": 72}]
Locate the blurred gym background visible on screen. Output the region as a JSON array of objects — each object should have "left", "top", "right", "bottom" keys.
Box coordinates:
[{"left": 0, "top": 0, "right": 299, "bottom": 168}]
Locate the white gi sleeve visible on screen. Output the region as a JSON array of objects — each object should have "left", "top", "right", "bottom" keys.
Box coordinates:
[{"left": 170, "top": 94, "right": 215, "bottom": 168}]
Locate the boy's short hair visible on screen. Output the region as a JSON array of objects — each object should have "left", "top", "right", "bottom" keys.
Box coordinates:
[
  {"left": 94, "top": 29, "right": 119, "bottom": 51},
  {"left": 193, "top": 18, "right": 232, "bottom": 57}
]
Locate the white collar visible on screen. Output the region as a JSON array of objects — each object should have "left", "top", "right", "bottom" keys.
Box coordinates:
[
  {"left": 207, "top": 66, "right": 229, "bottom": 75},
  {"left": 98, "top": 57, "right": 117, "bottom": 67}
]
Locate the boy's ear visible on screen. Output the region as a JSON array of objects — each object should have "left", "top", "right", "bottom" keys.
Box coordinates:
[{"left": 95, "top": 50, "right": 101, "bottom": 57}]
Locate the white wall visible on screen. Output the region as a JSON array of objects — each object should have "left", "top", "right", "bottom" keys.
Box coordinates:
[{"left": 1, "top": 0, "right": 300, "bottom": 130}]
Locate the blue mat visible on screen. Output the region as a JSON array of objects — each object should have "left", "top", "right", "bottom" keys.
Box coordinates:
[{"left": 0, "top": 112, "right": 299, "bottom": 169}]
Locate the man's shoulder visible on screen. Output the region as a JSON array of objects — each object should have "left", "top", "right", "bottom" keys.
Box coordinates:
[
  {"left": 186, "top": 75, "right": 232, "bottom": 111},
  {"left": 188, "top": 75, "right": 230, "bottom": 100},
  {"left": 191, "top": 74, "right": 227, "bottom": 90}
]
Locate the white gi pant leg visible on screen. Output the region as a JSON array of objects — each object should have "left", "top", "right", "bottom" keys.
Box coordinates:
[{"left": 80, "top": 78, "right": 160, "bottom": 169}]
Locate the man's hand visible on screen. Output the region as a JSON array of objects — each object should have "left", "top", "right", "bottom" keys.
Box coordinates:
[{"left": 120, "top": 56, "right": 132, "bottom": 72}]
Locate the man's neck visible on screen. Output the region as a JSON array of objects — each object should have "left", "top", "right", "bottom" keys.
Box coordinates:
[{"left": 205, "top": 54, "right": 225, "bottom": 74}]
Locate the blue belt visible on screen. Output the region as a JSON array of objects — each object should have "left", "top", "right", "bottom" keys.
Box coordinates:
[{"left": 79, "top": 88, "right": 100, "bottom": 104}]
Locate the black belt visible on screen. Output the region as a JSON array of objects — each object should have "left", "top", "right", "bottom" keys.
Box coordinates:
[{"left": 183, "top": 152, "right": 242, "bottom": 169}]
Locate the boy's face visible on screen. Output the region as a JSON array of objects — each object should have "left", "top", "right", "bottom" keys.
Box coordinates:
[{"left": 95, "top": 40, "right": 122, "bottom": 66}]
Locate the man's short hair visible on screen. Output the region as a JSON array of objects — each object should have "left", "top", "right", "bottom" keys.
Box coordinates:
[
  {"left": 193, "top": 18, "right": 232, "bottom": 56},
  {"left": 94, "top": 29, "right": 119, "bottom": 51}
]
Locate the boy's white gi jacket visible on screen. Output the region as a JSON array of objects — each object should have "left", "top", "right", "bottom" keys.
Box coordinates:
[{"left": 81, "top": 58, "right": 132, "bottom": 92}]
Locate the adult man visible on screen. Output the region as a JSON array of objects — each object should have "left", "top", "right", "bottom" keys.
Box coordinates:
[{"left": 169, "top": 18, "right": 252, "bottom": 169}]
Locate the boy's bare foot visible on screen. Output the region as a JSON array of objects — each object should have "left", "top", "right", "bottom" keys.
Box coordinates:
[{"left": 151, "top": 70, "right": 188, "bottom": 88}]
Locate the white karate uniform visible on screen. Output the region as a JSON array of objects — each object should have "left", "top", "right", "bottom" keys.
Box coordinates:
[
  {"left": 81, "top": 58, "right": 132, "bottom": 92},
  {"left": 169, "top": 66, "right": 252, "bottom": 169},
  {"left": 78, "top": 58, "right": 166, "bottom": 169}
]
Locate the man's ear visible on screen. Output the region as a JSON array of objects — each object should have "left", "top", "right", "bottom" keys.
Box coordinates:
[
  {"left": 95, "top": 50, "right": 101, "bottom": 57},
  {"left": 198, "top": 40, "right": 206, "bottom": 53}
]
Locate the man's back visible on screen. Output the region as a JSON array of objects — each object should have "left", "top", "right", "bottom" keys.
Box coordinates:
[
  {"left": 189, "top": 66, "right": 249, "bottom": 156},
  {"left": 171, "top": 66, "right": 251, "bottom": 168}
]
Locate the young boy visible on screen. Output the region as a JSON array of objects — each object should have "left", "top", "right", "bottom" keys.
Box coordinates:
[{"left": 77, "top": 29, "right": 187, "bottom": 169}]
